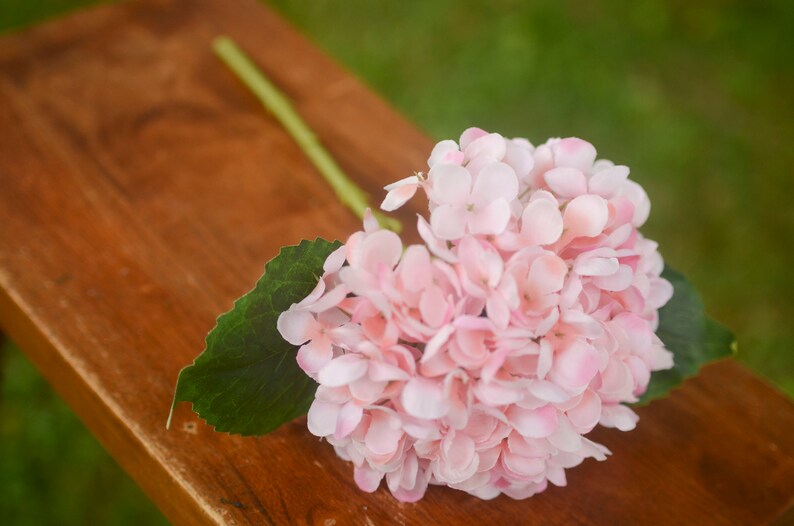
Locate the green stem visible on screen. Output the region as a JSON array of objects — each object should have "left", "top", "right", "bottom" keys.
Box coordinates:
[{"left": 212, "top": 36, "right": 402, "bottom": 233}]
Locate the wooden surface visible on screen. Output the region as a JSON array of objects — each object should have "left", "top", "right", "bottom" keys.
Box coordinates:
[{"left": 0, "top": 0, "right": 792, "bottom": 524}]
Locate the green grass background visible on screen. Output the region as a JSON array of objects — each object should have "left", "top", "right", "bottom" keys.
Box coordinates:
[{"left": 1, "top": 0, "right": 792, "bottom": 523}]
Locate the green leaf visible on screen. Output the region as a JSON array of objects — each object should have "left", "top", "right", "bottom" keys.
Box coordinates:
[
  {"left": 638, "top": 265, "right": 737, "bottom": 404},
  {"left": 168, "top": 238, "right": 342, "bottom": 436}
]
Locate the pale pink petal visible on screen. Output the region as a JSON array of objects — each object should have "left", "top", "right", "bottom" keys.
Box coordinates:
[
  {"left": 390, "top": 473, "right": 429, "bottom": 502},
  {"left": 506, "top": 404, "right": 559, "bottom": 438},
  {"left": 498, "top": 273, "right": 520, "bottom": 310},
  {"left": 618, "top": 180, "right": 650, "bottom": 226},
  {"left": 474, "top": 381, "right": 525, "bottom": 405},
  {"left": 598, "top": 357, "right": 633, "bottom": 399},
  {"left": 651, "top": 345, "right": 674, "bottom": 371},
  {"left": 465, "top": 133, "right": 506, "bottom": 162},
  {"left": 504, "top": 141, "right": 535, "bottom": 179},
  {"left": 561, "top": 310, "right": 604, "bottom": 339},
  {"left": 563, "top": 194, "right": 609, "bottom": 237},
  {"left": 399, "top": 245, "right": 432, "bottom": 292},
  {"left": 528, "top": 380, "right": 570, "bottom": 403},
  {"left": 383, "top": 175, "right": 419, "bottom": 192},
  {"left": 354, "top": 464, "right": 384, "bottom": 492},
  {"left": 544, "top": 167, "right": 588, "bottom": 197},
  {"left": 338, "top": 267, "right": 378, "bottom": 297},
  {"left": 599, "top": 404, "right": 639, "bottom": 431},
  {"left": 471, "top": 162, "right": 519, "bottom": 208},
  {"left": 469, "top": 199, "right": 511, "bottom": 236},
  {"left": 485, "top": 292, "right": 511, "bottom": 329},
  {"left": 277, "top": 310, "right": 320, "bottom": 345},
  {"left": 459, "top": 127, "right": 489, "bottom": 150},
  {"left": 307, "top": 400, "right": 340, "bottom": 437},
  {"left": 605, "top": 223, "right": 633, "bottom": 248},
  {"left": 574, "top": 255, "right": 619, "bottom": 277},
  {"left": 436, "top": 432, "right": 479, "bottom": 483},
  {"left": 529, "top": 189, "right": 559, "bottom": 204},
  {"left": 381, "top": 176, "right": 419, "bottom": 211},
  {"left": 579, "top": 437, "right": 611, "bottom": 461},
  {"left": 469, "top": 485, "right": 502, "bottom": 500},
  {"left": 360, "top": 229, "right": 403, "bottom": 272},
  {"left": 521, "top": 199, "right": 563, "bottom": 245},
  {"left": 349, "top": 376, "right": 387, "bottom": 404},
  {"left": 566, "top": 389, "right": 602, "bottom": 431},
  {"left": 647, "top": 276, "right": 674, "bottom": 310},
  {"left": 430, "top": 204, "right": 468, "bottom": 240},
  {"left": 306, "top": 284, "right": 348, "bottom": 313},
  {"left": 293, "top": 278, "right": 326, "bottom": 309},
  {"left": 428, "top": 139, "right": 460, "bottom": 167},
  {"left": 387, "top": 452, "right": 419, "bottom": 495},
  {"left": 368, "top": 360, "right": 410, "bottom": 382},
  {"left": 589, "top": 165, "right": 629, "bottom": 197},
  {"left": 537, "top": 339, "right": 553, "bottom": 379},
  {"left": 552, "top": 137, "right": 597, "bottom": 171},
  {"left": 535, "top": 307, "right": 561, "bottom": 337},
  {"left": 547, "top": 416, "right": 582, "bottom": 452},
  {"left": 502, "top": 452, "right": 546, "bottom": 478},
  {"left": 480, "top": 346, "right": 511, "bottom": 384},
  {"left": 453, "top": 315, "right": 495, "bottom": 332},
  {"left": 419, "top": 285, "right": 449, "bottom": 328},
  {"left": 362, "top": 208, "right": 380, "bottom": 233},
  {"left": 552, "top": 340, "right": 600, "bottom": 389},
  {"left": 527, "top": 253, "right": 568, "bottom": 296},
  {"left": 335, "top": 402, "right": 364, "bottom": 438},
  {"left": 402, "top": 377, "right": 450, "bottom": 419},
  {"left": 429, "top": 163, "right": 472, "bottom": 206},
  {"left": 546, "top": 465, "right": 568, "bottom": 487},
  {"left": 317, "top": 354, "right": 368, "bottom": 387},
  {"left": 402, "top": 418, "right": 441, "bottom": 441},
  {"left": 593, "top": 264, "right": 634, "bottom": 291},
  {"left": 323, "top": 245, "right": 347, "bottom": 274},
  {"left": 296, "top": 337, "right": 333, "bottom": 374},
  {"left": 417, "top": 215, "right": 457, "bottom": 262},
  {"left": 421, "top": 323, "right": 455, "bottom": 362},
  {"left": 365, "top": 411, "right": 402, "bottom": 455}
]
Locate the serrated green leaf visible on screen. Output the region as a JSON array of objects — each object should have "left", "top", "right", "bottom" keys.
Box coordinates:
[
  {"left": 168, "top": 238, "right": 342, "bottom": 436},
  {"left": 638, "top": 265, "right": 736, "bottom": 405}
]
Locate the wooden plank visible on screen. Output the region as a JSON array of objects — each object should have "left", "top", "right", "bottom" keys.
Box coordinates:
[{"left": 0, "top": 0, "right": 792, "bottom": 524}]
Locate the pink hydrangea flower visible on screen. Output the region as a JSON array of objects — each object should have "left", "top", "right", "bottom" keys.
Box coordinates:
[{"left": 278, "top": 129, "right": 673, "bottom": 502}]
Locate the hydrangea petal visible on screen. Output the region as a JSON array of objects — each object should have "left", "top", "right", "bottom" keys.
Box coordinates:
[
  {"left": 318, "top": 354, "right": 368, "bottom": 387},
  {"left": 544, "top": 167, "right": 588, "bottom": 197},
  {"left": 471, "top": 162, "right": 519, "bottom": 207},
  {"left": 521, "top": 199, "right": 563, "bottom": 245},
  {"left": 277, "top": 309, "right": 319, "bottom": 345},
  {"left": 506, "top": 405, "right": 559, "bottom": 438},
  {"left": 428, "top": 139, "right": 460, "bottom": 167},
  {"left": 430, "top": 204, "right": 468, "bottom": 240},
  {"left": 430, "top": 163, "right": 471, "bottom": 206},
  {"left": 402, "top": 377, "right": 450, "bottom": 419},
  {"left": 564, "top": 194, "right": 609, "bottom": 237},
  {"left": 469, "top": 199, "right": 512, "bottom": 236},
  {"left": 552, "top": 137, "right": 597, "bottom": 171},
  {"left": 381, "top": 176, "right": 419, "bottom": 211},
  {"left": 307, "top": 400, "right": 340, "bottom": 437}
]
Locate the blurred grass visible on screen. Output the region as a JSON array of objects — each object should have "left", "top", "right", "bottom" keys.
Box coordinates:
[
  {"left": 0, "top": 0, "right": 792, "bottom": 523},
  {"left": 0, "top": 340, "right": 168, "bottom": 525}
]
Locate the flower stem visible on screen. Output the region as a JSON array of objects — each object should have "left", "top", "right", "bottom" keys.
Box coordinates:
[{"left": 212, "top": 36, "right": 402, "bottom": 233}]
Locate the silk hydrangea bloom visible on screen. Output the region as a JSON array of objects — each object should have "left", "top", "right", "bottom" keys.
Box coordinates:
[{"left": 278, "top": 128, "right": 674, "bottom": 502}]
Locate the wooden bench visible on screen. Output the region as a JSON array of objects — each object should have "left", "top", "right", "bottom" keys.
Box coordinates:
[{"left": 1, "top": 0, "right": 792, "bottom": 523}]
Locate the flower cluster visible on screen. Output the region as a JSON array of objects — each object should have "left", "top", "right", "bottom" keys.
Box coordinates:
[{"left": 277, "top": 129, "right": 673, "bottom": 501}]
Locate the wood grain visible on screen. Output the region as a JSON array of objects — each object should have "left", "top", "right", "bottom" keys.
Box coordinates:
[{"left": 0, "top": 0, "right": 792, "bottom": 524}]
